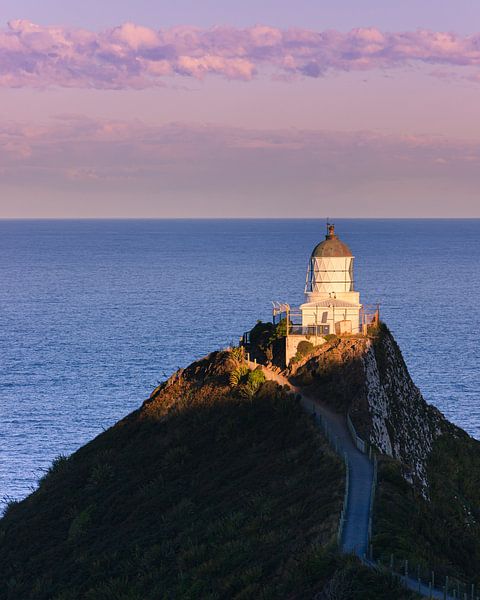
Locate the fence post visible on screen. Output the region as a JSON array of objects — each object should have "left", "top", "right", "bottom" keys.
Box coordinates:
[{"left": 429, "top": 582, "right": 432, "bottom": 599}]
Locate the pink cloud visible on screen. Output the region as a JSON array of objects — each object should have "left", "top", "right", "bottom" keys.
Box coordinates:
[
  {"left": 1, "top": 115, "right": 479, "bottom": 178},
  {"left": 1, "top": 22, "right": 480, "bottom": 88},
  {"left": 1, "top": 115, "right": 480, "bottom": 217}
]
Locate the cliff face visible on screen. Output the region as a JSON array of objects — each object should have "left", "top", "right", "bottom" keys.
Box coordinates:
[
  {"left": 290, "top": 324, "right": 449, "bottom": 491},
  {"left": 287, "top": 323, "right": 480, "bottom": 584}
]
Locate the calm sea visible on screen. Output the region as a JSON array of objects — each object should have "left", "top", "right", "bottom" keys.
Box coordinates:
[{"left": 1, "top": 219, "right": 479, "bottom": 502}]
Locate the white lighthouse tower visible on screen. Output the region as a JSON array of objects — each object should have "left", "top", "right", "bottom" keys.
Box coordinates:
[{"left": 300, "top": 224, "right": 361, "bottom": 335}]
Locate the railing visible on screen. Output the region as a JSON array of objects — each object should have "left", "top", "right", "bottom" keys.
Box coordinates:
[
  {"left": 306, "top": 395, "right": 477, "bottom": 600},
  {"left": 288, "top": 324, "right": 330, "bottom": 336},
  {"left": 348, "top": 416, "right": 479, "bottom": 600},
  {"left": 367, "top": 455, "right": 377, "bottom": 553},
  {"left": 347, "top": 412, "right": 366, "bottom": 454},
  {"left": 338, "top": 452, "right": 350, "bottom": 546},
  {"left": 306, "top": 405, "right": 350, "bottom": 547}
]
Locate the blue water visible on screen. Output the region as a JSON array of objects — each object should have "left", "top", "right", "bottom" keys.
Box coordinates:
[{"left": 1, "top": 219, "right": 479, "bottom": 502}]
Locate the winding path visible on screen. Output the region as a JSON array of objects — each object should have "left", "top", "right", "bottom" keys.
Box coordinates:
[
  {"left": 249, "top": 361, "right": 459, "bottom": 600},
  {"left": 254, "top": 364, "right": 373, "bottom": 556}
]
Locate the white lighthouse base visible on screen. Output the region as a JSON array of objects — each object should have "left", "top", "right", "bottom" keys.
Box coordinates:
[{"left": 300, "top": 295, "right": 361, "bottom": 336}]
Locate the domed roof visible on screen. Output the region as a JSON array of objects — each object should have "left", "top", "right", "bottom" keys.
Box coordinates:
[{"left": 311, "top": 224, "right": 353, "bottom": 258}]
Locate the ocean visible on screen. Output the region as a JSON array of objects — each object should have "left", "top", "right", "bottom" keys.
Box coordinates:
[{"left": 1, "top": 219, "right": 479, "bottom": 502}]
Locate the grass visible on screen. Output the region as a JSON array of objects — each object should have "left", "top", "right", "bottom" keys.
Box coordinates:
[
  {"left": 373, "top": 430, "right": 480, "bottom": 589},
  {"left": 0, "top": 351, "right": 345, "bottom": 599},
  {"left": 0, "top": 349, "right": 422, "bottom": 599}
]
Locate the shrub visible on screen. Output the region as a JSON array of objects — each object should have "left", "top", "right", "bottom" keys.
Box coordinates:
[
  {"left": 230, "top": 346, "right": 245, "bottom": 364},
  {"left": 68, "top": 506, "right": 94, "bottom": 541},
  {"left": 297, "top": 341, "right": 314, "bottom": 357},
  {"left": 247, "top": 368, "right": 265, "bottom": 388},
  {"left": 324, "top": 334, "right": 338, "bottom": 342},
  {"left": 229, "top": 364, "right": 249, "bottom": 387},
  {"left": 238, "top": 369, "right": 266, "bottom": 399}
]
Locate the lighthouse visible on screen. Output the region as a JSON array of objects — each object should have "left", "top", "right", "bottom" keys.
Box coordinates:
[
  {"left": 254, "top": 222, "right": 377, "bottom": 365},
  {"left": 300, "top": 224, "right": 361, "bottom": 335}
]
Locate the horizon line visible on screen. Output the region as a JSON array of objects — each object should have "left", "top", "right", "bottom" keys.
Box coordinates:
[{"left": 0, "top": 217, "right": 479, "bottom": 221}]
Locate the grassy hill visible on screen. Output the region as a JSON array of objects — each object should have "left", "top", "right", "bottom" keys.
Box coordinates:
[
  {"left": 0, "top": 350, "right": 415, "bottom": 600},
  {"left": 373, "top": 431, "right": 480, "bottom": 589},
  {"left": 275, "top": 322, "right": 480, "bottom": 591}
]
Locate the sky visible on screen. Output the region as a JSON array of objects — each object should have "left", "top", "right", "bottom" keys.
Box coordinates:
[{"left": 1, "top": 1, "right": 480, "bottom": 217}]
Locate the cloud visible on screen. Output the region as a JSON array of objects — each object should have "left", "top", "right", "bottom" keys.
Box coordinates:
[
  {"left": 2, "top": 22, "right": 480, "bottom": 88},
  {"left": 1, "top": 114, "right": 479, "bottom": 185},
  {"left": 1, "top": 115, "right": 480, "bottom": 216}
]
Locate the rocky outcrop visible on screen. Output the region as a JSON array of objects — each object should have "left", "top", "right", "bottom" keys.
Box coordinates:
[
  {"left": 290, "top": 324, "right": 450, "bottom": 492},
  {"left": 364, "top": 327, "right": 446, "bottom": 491}
]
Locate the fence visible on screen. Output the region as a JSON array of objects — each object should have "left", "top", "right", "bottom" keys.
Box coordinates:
[
  {"left": 305, "top": 402, "right": 350, "bottom": 547},
  {"left": 372, "top": 555, "right": 479, "bottom": 600},
  {"left": 298, "top": 390, "right": 479, "bottom": 600},
  {"left": 345, "top": 416, "right": 479, "bottom": 600},
  {"left": 346, "top": 412, "right": 366, "bottom": 453}
]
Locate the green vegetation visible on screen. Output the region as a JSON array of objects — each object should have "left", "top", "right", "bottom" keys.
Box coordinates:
[
  {"left": 230, "top": 364, "right": 266, "bottom": 399},
  {"left": 289, "top": 340, "right": 316, "bottom": 366},
  {"left": 323, "top": 334, "right": 338, "bottom": 342},
  {"left": 0, "top": 350, "right": 347, "bottom": 600},
  {"left": 246, "top": 319, "right": 289, "bottom": 366},
  {"left": 0, "top": 348, "right": 421, "bottom": 599},
  {"left": 373, "top": 431, "right": 480, "bottom": 588},
  {"left": 296, "top": 340, "right": 314, "bottom": 358},
  {"left": 247, "top": 320, "right": 276, "bottom": 362}
]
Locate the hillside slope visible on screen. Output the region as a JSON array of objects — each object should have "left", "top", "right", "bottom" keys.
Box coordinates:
[
  {"left": 288, "top": 324, "right": 480, "bottom": 586},
  {"left": 0, "top": 350, "right": 415, "bottom": 600}
]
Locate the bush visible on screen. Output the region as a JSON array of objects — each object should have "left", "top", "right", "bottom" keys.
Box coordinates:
[
  {"left": 230, "top": 346, "right": 245, "bottom": 363},
  {"left": 247, "top": 368, "right": 265, "bottom": 388},
  {"left": 324, "top": 334, "right": 338, "bottom": 342},
  {"left": 297, "top": 341, "right": 314, "bottom": 357},
  {"left": 229, "top": 364, "right": 249, "bottom": 387}
]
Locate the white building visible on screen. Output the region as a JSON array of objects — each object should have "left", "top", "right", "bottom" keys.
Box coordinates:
[
  {"left": 260, "top": 223, "right": 378, "bottom": 365},
  {"left": 301, "top": 224, "right": 361, "bottom": 335}
]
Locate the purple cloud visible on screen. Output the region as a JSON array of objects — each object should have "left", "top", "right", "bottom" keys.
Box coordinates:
[
  {"left": 1, "top": 115, "right": 479, "bottom": 181},
  {"left": 1, "top": 116, "right": 480, "bottom": 216},
  {"left": 2, "top": 21, "right": 480, "bottom": 88}
]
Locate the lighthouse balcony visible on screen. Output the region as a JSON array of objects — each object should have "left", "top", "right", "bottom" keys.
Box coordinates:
[{"left": 272, "top": 303, "right": 380, "bottom": 337}]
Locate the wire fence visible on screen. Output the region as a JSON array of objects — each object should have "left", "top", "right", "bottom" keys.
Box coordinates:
[
  {"left": 346, "top": 413, "right": 478, "bottom": 600},
  {"left": 305, "top": 404, "right": 350, "bottom": 546},
  {"left": 247, "top": 359, "right": 479, "bottom": 600}
]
